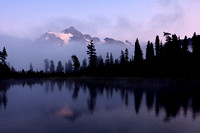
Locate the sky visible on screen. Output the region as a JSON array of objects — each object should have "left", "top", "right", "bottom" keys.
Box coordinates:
[{"left": 0, "top": 0, "right": 200, "bottom": 42}]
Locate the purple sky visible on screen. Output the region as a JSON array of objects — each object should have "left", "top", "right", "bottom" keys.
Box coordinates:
[{"left": 0, "top": 0, "right": 200, "bottom": 42}]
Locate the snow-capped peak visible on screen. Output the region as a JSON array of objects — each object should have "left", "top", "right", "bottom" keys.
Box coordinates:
[
  {"left": 48, "top": 31, "right": 73, "bottom": 44},
  {"left": 38, "top": 26, "right": 129, "bottom": 46}
]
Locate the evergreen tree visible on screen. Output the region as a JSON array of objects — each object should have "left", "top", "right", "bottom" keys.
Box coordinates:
[
  {"left": 146, "top": 41, "right": 154, "bottom": 63},
  {"left": 87, "top": 40, "right": 97, "bottom": 68},
  {"left": 110, "top": 53, "right": 114, "bottom": 65},
  {"left": 65, "top": 60, "right": 72, "bottom": 73},
  {"left": 124, "top": 48, "right": 129, "bottom": 63},
  {"left": 105, "top": 52, "right": 110, "bottom": 66},
  {"left": 164, "top": 32, "right": 172, "bottom": 42},
  {"left": 120, "top": 50, "right": 125, "bottom": 64},
  {"left": 172, "top": 34, "right": 181, "bottom": 57},
  {"left": 192, "top": 32, "right": 197, "bottom": 55},
  {"left": 182, "top": 36, "right": 189, "bottom": 55},
  {"left": 56, "top": 61, "right": 64, "bottom": 73},
  {"left": 44, "top": 59, "right": 49, "bottom": 73},
  {"left": 134, "top": 38, "right": 143, "bottom": 64},
  {"left": 115, "top": 59, "right": 119, "bottom": 65},
  {"left": 10, "top": 66, "right": 16, "bottom": 73},
  {"left": 0, "top": 47, "right": 8, "bottom": 64},
  {"left": 29, "top": 63, "right": 33, "bottom": 72},
  {"left": 49, "top": 60, "right": 55, "bottom": 73},
  {"left": 192, "top": 32, "right": 200, "bottom": 57},
  {"left": 163, "top": 34, "right": 180, "bottom": 59},
  {"left": 0, "top": 47, "right": 10, "bottom": 76},
  {"left": 71, "top": 55, "right": 80, "bottom": 72},
  {"left": 155, "top": 35, "right": 160, "bottom": 57},
  {"left": 160, "top": 42, "right": 163, "bottom": 57},
  {"left": 82, "top": 58, "right": 87, "bottom": 69},
  {"left": 97, "top": 55, "right": 104, "bottom": 67}
]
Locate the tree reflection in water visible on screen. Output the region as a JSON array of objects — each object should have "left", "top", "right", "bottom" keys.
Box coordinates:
[{"left": 1, "top": 78, "right": 200, "bottom": 121}]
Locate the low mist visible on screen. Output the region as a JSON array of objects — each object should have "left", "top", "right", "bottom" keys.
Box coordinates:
[{"left": 1, "top": 35, "right": 137, "bottom": 71}]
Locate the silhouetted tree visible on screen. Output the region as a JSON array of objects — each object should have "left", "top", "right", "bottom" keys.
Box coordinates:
[
  {"left": 10, "top": 66, "right": 16, "bottom": 73},
  {"left": 172, "top": 34, "right": 181, "bottom": 57},
  {"left": 49, "top": 60, "right": 55, "bottom": 73},
  {"left": 134, "top": 38, "right": 143, "bottom": 64},
  {"left": 65, "top": 60, "right": 72, "bottom": 73},
  {"left": 56, "top": 61, "right": 64, "bottom": 73},
  {"left": 105, "top": 52, "right": 110, "bottom": 66},
  {"left": 192, "top": 32, "right": 200, "bottom": 57},
  {"left": 125, "top": 48, "right": 129, "bottom": 63},
  {"left": 44, "top": 59, "right": 49, "bottom": 73},
  {"left": 120, "top": 50, "right": 125, "bottom": 64},
  {"left": 163, "top": 34, "right": 181, "bottom": 59},
  {"left": 155, "top": 35, "right": 160, "bottom": 57},
  {"left": 146, "top": 41, "right": 154, "bottom": 63},
  {"left": 110, "top": 53, "right": 114, "bottom": 65},
  {"left": 115, "top": 59, "right": 119, "bottom": 65},
  {"left": 192, "top": 32, "right": 197, "bottom": 56},
  {"left": 71, "top": 55, "right": 80, "bottom": 72},
  {"left": 0, "top": 47, "right": 8, "bottom": 64},
  {"left": 87, "top": 40, "right": 97, "bottom": 68},
  {"left": 29, "top": 63, "right": 33, "bottom": 72},
  {"left": 0, "top": 47, "right": 9, "bottom": 76},
  {"left": 182, "top": 36, "right": 189, "bottom": 55},
  {"left": 130, "top": 55, "right": 134, "bottom": 62},
  {"left": 164, "top": 32, "right": 172, "bottom": 42},
  {"left": 97, "top": 55, "right": 104, "bottom": 67},
  {"left": 82, "top": 58, "right": 87, "bottom": 69},
  {"left": 160, "top": 42, "right": 163, "bottom": 57},
  {"left": 21, "top": 69, "right": 25, "bottom": 75}
]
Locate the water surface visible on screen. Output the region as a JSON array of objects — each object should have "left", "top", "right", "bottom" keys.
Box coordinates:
[{"left": 0, "top": 78, "right": 200, "bottom": 133}]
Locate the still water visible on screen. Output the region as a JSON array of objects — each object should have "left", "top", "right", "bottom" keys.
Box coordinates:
[{"left": 0, "top": 78, "right": 200, "bottom": 133}]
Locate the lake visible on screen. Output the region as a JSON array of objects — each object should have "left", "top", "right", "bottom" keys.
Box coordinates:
[{"left": 0, "top": 78, "right": 200, "bottom": 133}]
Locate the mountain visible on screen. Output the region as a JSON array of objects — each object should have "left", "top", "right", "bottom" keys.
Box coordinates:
[{"left": 37, "top": 26, "right": 132, "bottom": 46}]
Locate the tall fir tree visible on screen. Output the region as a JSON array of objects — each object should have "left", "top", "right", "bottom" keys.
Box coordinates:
[
  {"left": 0, "top": 47, "right": 8, "bottom": 64},
  {"left": 49, "top": 60, "right": 55, "bottom": 73},
  {"left": 44, "top": 59, "right": 49, "bottom": 73},
  {"left": 87, "top": 40, "right": 97, "bottom": 68},
  {"left": 124, "top": 48, "right": 129, "bottom": 63},
  {"left": 155, "top": 35, "right": 160, "bottom": 57},
  {"left": 115, "top": 59, "right": 119, "bottom": 65},
  {"left": 146, "top": 41, "right": 154, "bottom": 63},
  {"left": 192, "top": 32, "right": 197, "bottom": 56},
  {"left": 120, "top": 50, "right": 125, "bottom": 64},
  {"left": 134, "top": 38, "right": 143, "bottom": 64},
  {"left": 65, "top": 60, "right": 72, "bottom": 73},
  {"left": 29, "top": 63, "right": 33, "bottom": 72},
  {"left": 192, "top": 32, "right": 200, "bottom": 57},
  {"left": 97, "top": 55, "right": 104, "bottom": 67},
  {"left": 82, "top": 58, "right": 87, "bottom": 69},
  {"left": 110, "top": 53, "right": 114, "bottom": 65},
  {"left": 56, "top": 61, "right": 64, "bottom": 73},
  {"left": 105, "top": 52, "right": 110, "bottom": 66}
]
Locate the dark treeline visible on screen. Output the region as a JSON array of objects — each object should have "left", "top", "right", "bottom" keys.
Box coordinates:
[
  {"left": 1, "top": 78, "right": 200, "bottom": 121},
  {"left": 1, "top": 32, "right": 200, "bottom": 78}
]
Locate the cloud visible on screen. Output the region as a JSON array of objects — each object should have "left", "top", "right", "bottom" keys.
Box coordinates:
[
  {"left": 26, "top": 16, "right": 142, "bottom": 43},
  {"left": 150, "top": 8, "right": 184, "bottom": 30}
]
